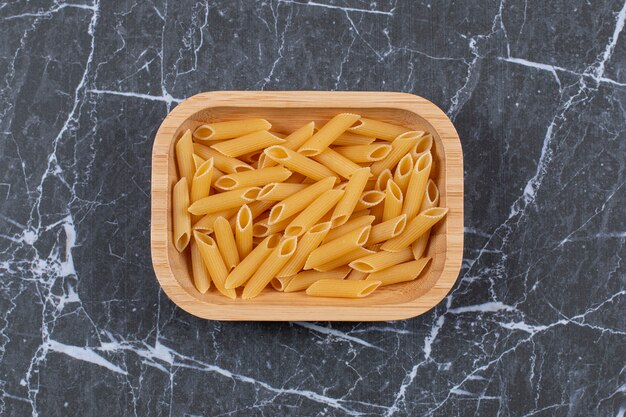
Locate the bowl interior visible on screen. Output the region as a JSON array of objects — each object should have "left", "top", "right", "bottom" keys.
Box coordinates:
[{"left": 165, "top": 106, "right": 448, "bottom": 307}]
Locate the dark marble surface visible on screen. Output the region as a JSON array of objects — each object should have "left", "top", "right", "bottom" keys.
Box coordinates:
[{"left": 1, "top": 0, "right": 625, "bottom": 415}]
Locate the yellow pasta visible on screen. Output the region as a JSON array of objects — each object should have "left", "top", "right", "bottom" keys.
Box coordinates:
[
  {"left": 257, "top": 183, "right": 308, "bottom": 201},
  {"left": 283, "top": 267, "right": 350, "bottom": 292},
  {"left": 382, "top": 207, "right": 449, "bottom": 252},
  {"left": 284, "top": 189, "right": 344, "bottom": 237},
  {"left": 402, "top": 152, "right": 432, "bottom": 219},
  {"left": 213, "top": 166, "right": 292, "bottom": 191},
  {"left": 334, "top": 144, "right": 392, "bottom": 163},
  {"left": 242, "top": 236, "right": 298, "bottom": 299},
  {"left": 411, "top": 179, "right": 440, "bottom": 259},
  {"left": 383, "top": 179, "right": 403, "bottom": 222},
  {"left": 252, "top": 215, "right": 293, "bottom": 237},
  {"left": 410, "top": 133, "right": 433, "bottom": 160},
  {"left": 235, "top": 205, "right": 253, "bottom": 258},
  {"left": 190, "top": 158, "right": 214, "bottom": 202},
  {"left": 394, "top": 153, "right": 414, "bottom": 195},
  {"left": 345, "top": 269, "right": 368, "bottom": 281},
  {"left": 172, "top": 177, "right": 191, "bottom": 252},
  {"left": 270, "top": 275, "right": 294, "bottom": 291},
  {"left": 193, "top": 154, "right": 225, "bottom": 183},
  {"left": 192, "top": 153, "right": 205, "bottom": 171},
  {"left": 261, "top": 122, "right": 315, "bottom": 168},
  {"left": 347, "top": 118, "right": 410, "bottom": 141},
  {"left": 304, "top": 225, "right": 371, "bottom": 270},
  {"left": 323, "top": 215, "right": 375, "bottom": 244},
  {"left": 224, "top": 234, "right": 280, "bottom": 289},
  {"left": 306, "top": 279, "right": 381, "bottom": 298},
  {"left": 370, "top": 131, "right": 425, "bottom": 176},
  {"left": 332, "top": 131, "right": 376, "bottom": 146},
  {"left": 193, "top": 231, "right": 236, "bottom": 299},
  {"left": 193, "top": 208, "right": 239, "bottom": 232},
  {"left": 193, "top": 143, "right": 253, "bottom": 173},
  {"left": 268, "top": 177, "right": 335, "bottom": 224},
  {"left": 312, "top": 246, "right": 374, "bottom": 273},
  {"left": 330, "top": 167, "right": 371, "bottom": 226},
  {"left": 278, "top": 222, "right": 332, "bottom": 277},
  {"left": 264, "top": 145, "right": 337, "bottom": 182},
  {"left": 188, "top": 187, "right": 261, "bottom": 215},
  {"left": 375, "top": 169, "right": 393, "bottom": 191},
  {"left": 349, "top": 247, "right": 413, "bottom": 273},
  {"left": 240, "top": 151, "right": 263, "bottom": 165},
  {"left": 366, "top": 258, "right": 431, "bottom": 286},
  {"left": 175, "top": 129, "right": 195, "bottom": 181},
  {"left": 367, "top": 214, "right": 407, "bottom": 245},
  {"left": 211, "top": 130, "right": 285, "bottom": 158},
  {"left": 190, "top": 239, "right": 211, "bottom": 293},
  {"left": 354, "top": 190, "right": 385, "bottom": 211},
  {"left": 193, "top": 118, "right": 272, "bottom": 141},
  {"left": 298, "top": 113, "right": 360, "bottom": 156},
  {"left": 311, "top": 148, "right": 362, "bottom": 179},
  {"left": 213, "top": 216, "right": 240, "bottom": 270}
]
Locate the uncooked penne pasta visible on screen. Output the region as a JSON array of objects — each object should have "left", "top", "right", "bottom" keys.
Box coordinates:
[
  {"left": 367, "top": 214, "right": 406, "bottom": 245},
  {"left": 192, "top": 153, "right": 205, "bottom": 171},
  {"left": 394, "top": 153, "right": 414, "bottom": 195},
  {"left": 193, "top": 208, "right": 239, "bottom": 232},
  {"left": 264, "top": 146, "right": 337, "bottom": 182},
  {"left": 242, "top": 236, "right": 298, "bottom": 299},
  {"left": 375, "top": 169, "right": 393, "bottom": 191},
  {"left": 332, "top": 131, "right": 376, "bottom": 146},
  {"left": 402, "top": 152, "right": 432, "bottom": 219},
  {"left": 370, "top": 131, "right": 424, "bottom": 176},
  {"left": 349, "top": 247, "right": 413, "bottom": 273},
  {"left": 283, "top": 267, "right": 350, "bottom": 292},
  {"left": 382, "top": 207, "right": 448, "bottom": 252},
  {"left": 193, "top": 232, "right": 236, "bottom": 299},
  {"left": 278, "top": 222, "right": 331, "bottom": 277},
  {"left": 173, "top": 177, "right": 191, "bottom": 252},
  {"left": 193, "top": 143, "right": 253, "bottom": 173},
  {"left": 354, "top": 190, "right": 385, "bottom": 211},
  {"left": 411, "top": 180, "right": 440, "bottom": 259},
  {"left": 213, "top": 216, "right": 240, "bottom": 270},
  {"left": 345, "top": 269, "right": 368, "bottom": 281},
  {"left": 193, "top": 118, "right": 271, "bottom": 141},
  {"left": 383, "top": 179, "right": 403, "bottom": 222},
  {"left": 284, "top": 189, "right": 344, "bottom": 237},
  {"left": 304, "top": 225, "right": 371, "bottom": 270},
  {"left": 410, "top": 133, "right": 433, "bottom": 160},
  {"left": 270, "top": 275, "right": 294, "bottom": 291},
  {"left": 263, "top": 122, "right": 316, "bottom": 168},
  {"left": 366, "top": 258, "right": 431, "bottom": 286},
  {"left": 257, "top": 183, "right": 308, "bottom": 201},
  {"left": 225, "top": 234, "right": 280, "bottom": 289},
  {"left": 211, "top": 130, "right": 285, "bottom": 158},
  {"left": 330, "top": 167, "right": 371, "bottom": 226},
  {"left": 213, "top": 166, "right": 292, "bottom": 191},
  {"left": 193, "top": 154, "right": 225, "bottom": 182},
  {"left": 312, "top": 148, "right": 362, "bottom": 179},
  {"left": 253, "top": 215, "right": 293, "bottom": 237},
  {"left": 188, "top": 187, "right": 261, "bottom": 215},
  {"left": 175, "top": 129, "right": 195, "bottom": 181},
  {"left": 190, "top": 158, "right": 214, "bottom": 202},
  {"left": 323, "top": 215, "right": 375, "bottom": 244},
  {"left": 190, "top": 239, "right": 211, "bottom": 293},
  {"left": 334, "top": 144, "right": 392, "bottom": 163},
  {"left": 312, "top": 245, "right": 373, "bottom": 273},
  {"left": 347, "top": 118, "right": 410, "bottom": 141},
  {"left": 268, "top": 177, "right": 335, "bottom": 224},
  {"left": 235, "top": 205, "right": 253, "bottom": 258},
  {"left": 240, "top": 151, "right": 263, "bottom": 165},
  {"left": 298, "top": 113, "right": 360, "bottom": 156},
  {"left": 306, "top": 279, "right": 381, "bottom": 298}
]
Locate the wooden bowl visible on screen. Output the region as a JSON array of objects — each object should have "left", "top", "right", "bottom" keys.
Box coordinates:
[{"left": 151, "top": 91, "right": 463, "bottom": 321}]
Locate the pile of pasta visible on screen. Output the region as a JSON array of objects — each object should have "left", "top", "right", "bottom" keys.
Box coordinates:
[{"left": 172, "top": 114, "right": 448, "bottom": 299}]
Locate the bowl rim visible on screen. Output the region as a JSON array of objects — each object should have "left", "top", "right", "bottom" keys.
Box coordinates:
[{"left": 151, "top": 91, "right": 463, "bottom": 321}]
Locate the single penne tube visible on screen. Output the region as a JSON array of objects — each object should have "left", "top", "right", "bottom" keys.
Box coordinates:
[
  {"left": 228, "top": 200, "right": 276, "bottom": 233},
  {"left": 277, "top": 222, "right": 332, "bottom": 277},
  {"left": 257, "top": 183, "right": 308, "bottom": 201},
  {"left": 313, "top": 246, "right": 375, "bottom": 271},
  {"left": 193, "top": 154, "right": 225, "bottom": 183},
  {"left": 193, "top": 208, "right": 239, "bottom": 232},
  {"left": 347, "top": 118, "right": 410, "bottom": 141},
  {"left": 330, "top": 167, "right": 371, "bottom": 226},
  {"left": 375, "top": 169, "right": 393, "bottom": 191},
  {"left": 334, "top": 144, "right": 392, "bottom": 163},
  {"left": 190, "top": 239, "right": 211, "bottom": 293},
  {"left": 264, "top": 146, "right": 337, "bottom": 182},
  {"left": 270, "top": 275, "right": 295, "bottom": 291},
  {"left": 225, "top": 234, "right": 281, "bottom": 289},
  {"left": 213, "top": 216, "right": 240, "bottom": 270},
  {"left": 193, "top": 143, "right": 253, "bottom": 173},
  {"left": 402, "top": 152, "right": 432, "bottom": 219},
  {"left": 411, "top": 180, "right": 440, "bottom": 259},
  {"left": 311, "top": 148, "right": 362, "bottom": 179},
  {"left": 284, "top": 189, "right": 344, "bottom": 237},
  {"left": 188, "top": 187, "right": 261, "bottom": 215},
  {"left": 211, "top": 130, "right": 285, "bottom": 158},
  {"left": 369, "top": 131, "right": 425, "bottom": 176},
  {"left": 346, "top": 269, "right": 369, "bottom": 281},
  {"left": 369, "top": 201, "right": 385, "bottom": 224},
  {"left": 235, "top": 205, "right": 253, "bottom": 258},
  {"left": 332, "top": 131, "right": 376, "bottom": 146},
  {"left": 193, "top": 232, "right": 236, "bottom": 299},
  {"left": 383, "top": 179, "right": 403, "bottom": 222},
  {"left": 366, "top": 258, "right": 432, "bottom": 286},
  {"left": 172, "top": 178, "right": 191, "bottom": 252},
  {"left": 252, "top": 215, "right": 293, "bottom": 237},
  {"left": 298, "top": 113, "right": 361, "bottom": 156},
  {"left": 381, "top": 207, "right": 449, "bottom": 252},
  {"left": 193, "top": 118, "right": 272, "bottom": 141},
  {"left": 323, "top": 215, "right": 375, "bottom": 244},
  {"left": 411, "top": 232, "right": 430, "bottom": 260},
  {"left": 349, "top": 247, "right": 413, "bottom": 273},
  {"left": 304, "top": 225, "right": 371, "bottom": 270},
  {"left": 175, "top": 129, "right": 195, "bottom": 181},
  {"left": 367, "top": 214, "right": 407, "bottom": 245},
  {"left": 394, "top": 153, "right": 414, "bottom": 195},
  {"left": 192, "top": 153, "right": 205, "bottom": 171},
  {"left": 268, "top": 177, "right": 335, "bottom": 224},
  {"left": 263, "top": 122, "right": 315, "bottom": 168},
  {"left": 306, "top": 279, "right": 381, "bottom": 298},
  {"left": 242, "top": 236, "right": 298, "bottom": 299},
  {"left": 190, "top": 158, "right": 214, "bottom": 202},
  {"left": 354, "top": 190, "right": 385, "bottom": 211},
  {"left": 213, "top": 166, "right": 292, "bottom": 191},
  {"left": 410, "top": 133, "right": 433, "bottom": 160},
  {"left": 283, "top": 267, "right": 350, "bottom": 292}
]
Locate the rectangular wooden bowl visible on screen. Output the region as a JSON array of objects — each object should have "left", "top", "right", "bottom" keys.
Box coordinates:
[{"left": 151, "top": 91, "right": 463, "bottom": 321}]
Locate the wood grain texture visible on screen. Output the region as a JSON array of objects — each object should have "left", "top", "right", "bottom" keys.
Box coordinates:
[{"left": 151, "top": 91, "right": 463, "bottom": 321}]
